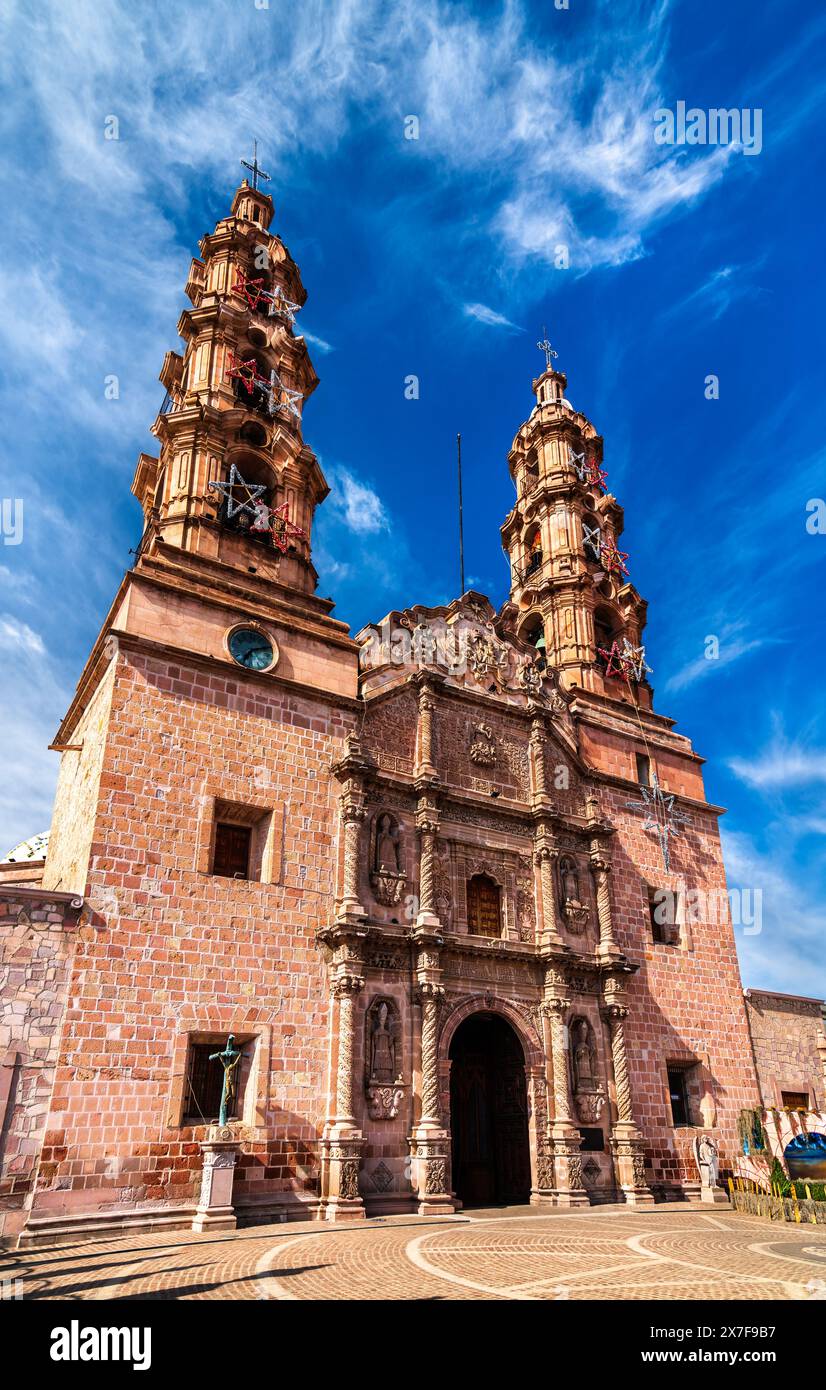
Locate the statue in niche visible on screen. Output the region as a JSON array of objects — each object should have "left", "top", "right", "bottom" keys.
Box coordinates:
[
  {"left": 365, "top": 997, "right": 404, "bottom": 1120},
  {"left": 559, "top": 854, "right": 588, "bottom": 934},
  {"left": 370, "top": 812, "right": 406, "bottom": 905},
  {"left": 370, "top": 1001, "right": 397, "bottom": 1082},
  {"left": 375, "top": 814, "right": 400, "bottom": 873},
  {"left": 571, "top": 1017, "right": 605, "bottom": 1124}
]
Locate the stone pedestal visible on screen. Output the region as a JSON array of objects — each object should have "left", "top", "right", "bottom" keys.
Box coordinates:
[
  {"left": 320, "top": 1132, "right": 366, "bottom": 1221},
  {"left": 410, "top": 1126, "right": 455, "bottom": 1216},
  {"left": 550, "top": 1126, "right": 591, "bottom": 1208},
  {"left": 610, "top": 1125, "right": 656, "bottom": 1207},
  {"left": 700, "top": 1182, "right": 730, "bottom": 1205},
  {"left": 192, "top": 1131, "right": 241, "bottom": 1233}
]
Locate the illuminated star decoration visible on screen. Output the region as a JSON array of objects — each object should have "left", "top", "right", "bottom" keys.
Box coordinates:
[
  {"left": 582, "top": 522, "right": 602, "bottom": 561},
  {"left": 600, "top": 535, "right": 629, "bottom": 577},
  {"left": 270, "top": 501, "right": 306, "bottom": 554},
  {"left": 208, "top": 463, "right": 266, "bottom": 519},
  {"left": 568, "top": 446, "right": 608, "bottom": 494},
  {"left": 226, "top": 352, "right": 269, "bottom": 396},
  {"left": 625, "top": 774, "right": 690, "bottom": 873},
  {"left": 268, "top": 369, "right": 303, "bottom": 420},
  {"left": 232, "top": 271, "right": 302, "bottom": 325},
  {"left": 597, "top": 638, "right": 652, "bottom": 683}
]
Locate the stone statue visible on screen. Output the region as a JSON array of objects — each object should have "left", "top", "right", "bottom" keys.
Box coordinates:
[
  {"left": 375, "top": 814, "right": 400, "bottom": 873},
  {"left": 694, "top": 1133, "right": 719, "bottom": 1189},
  {"left": 209, "top": 1034, "right": 244, "bottom": 1126},
  {"left": 560, "top": 856, "right": 580, "bottom": 905},
  {"left": 572, "top": 1019, "right": 595, "bottom": 1090},
  {"left": 370, "top": 1002, "right": 396, "bottom": 1083}
]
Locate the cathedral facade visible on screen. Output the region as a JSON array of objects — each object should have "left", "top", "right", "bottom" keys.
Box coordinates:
[{"left": 0, "top": 178, "right": 764, "bottom": 1241}]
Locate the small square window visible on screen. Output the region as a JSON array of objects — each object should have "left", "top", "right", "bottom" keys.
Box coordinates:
[
  {"left": 213, "top": 822, "right": 252, "bottom": 879},
  {"left": 781, "top": 1090, "right": 809, "bottom": 1112},
  {"left": 636, "top": 753, "right": 651, "bottom": 786},
  {"left": 667, "top": 1066, "right": 691, "bottom": 1126}
]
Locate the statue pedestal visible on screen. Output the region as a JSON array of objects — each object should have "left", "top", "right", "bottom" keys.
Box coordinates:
[
  {"left": 610, "top": 1124, "right": 655, "bottom": 1207},
  {"left": 192, "top": 1130, "right": 241, "bottom": 1233},
  {"left": 700, "top": 1183, "right": 729, "bottom": 1205}
]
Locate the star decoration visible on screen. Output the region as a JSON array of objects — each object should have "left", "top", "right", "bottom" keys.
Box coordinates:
[
  {"left": 600, "top": 536, "right": 629, "bottom": 577},
  {"left": 597, "top": 638, "right": 652, "bottom": 683},
  {"left": 267, "top": 284, "right": 302, "bottom": 325},
  {"left": 268, "top": 369, "right": 303, "bottom": 420},
  {"left": 208, "top": 463, "right": 267, "bottom": 519},
  {"left": 625, "top": 774, "right": 690, "bottom": 873},
  {"left": 582, "top": 522, "right": 602, "bottom": 561},
  {"left": 568, "top": 445, "right": 608, "bottom": 494},
  {"left": 233, "top": 270, "right": 269, "bottom": 312},
  {"left": 226, "top": 352, "right": 269, "bottom": 396},
  {"left": 270, "top": 501, "right": 306, "bottom": 553}
]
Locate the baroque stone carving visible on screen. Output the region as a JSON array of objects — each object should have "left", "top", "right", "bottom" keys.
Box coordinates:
[
  {"left": 570, "top": 1016, "right": 605, "bottom": 1123},
  {"left": 559, "top": 854, "right": 588, "bottom": 934},
  {"left": 469, "top": 722, "right": 497, "bottom": 766},
  {"left": 366, "top": 1085, "right": 405, "bottom": 1121}
]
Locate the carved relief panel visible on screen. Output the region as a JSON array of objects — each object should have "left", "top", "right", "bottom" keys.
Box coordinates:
[
  {"left": 369, "top": 810, "right": 407, "bottom": 907},
  {"left": 569, "top": 1015, "right": 605, "bottom": 1124}
]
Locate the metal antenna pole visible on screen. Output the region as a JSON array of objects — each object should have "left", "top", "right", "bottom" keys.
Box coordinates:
[{"left": 457, "top": 432, "right": 466, "bottom": 597}]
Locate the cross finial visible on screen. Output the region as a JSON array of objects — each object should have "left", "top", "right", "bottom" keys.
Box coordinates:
[
  {"left": 536, "top": 325, "right": 558, "bottom": 372},
  {"left": 241, "top": 138, "right": 271, "bottom": 192}
]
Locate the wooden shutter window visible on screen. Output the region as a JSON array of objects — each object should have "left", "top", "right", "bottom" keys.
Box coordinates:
[
  {"left": 467, "top": 874, "right": 502, "bottom": 937},
  {"left": 213, "top": 822, "right": 252, "bottom": 879}
]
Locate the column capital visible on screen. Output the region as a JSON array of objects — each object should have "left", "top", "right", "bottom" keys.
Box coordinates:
[{"left": 331, "top": 971, "right": 364, "bottom": 998}]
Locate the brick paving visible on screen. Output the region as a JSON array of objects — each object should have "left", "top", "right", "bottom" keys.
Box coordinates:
[{"left": 3, "top": 1203, "right": 826, "bottom": 1301}]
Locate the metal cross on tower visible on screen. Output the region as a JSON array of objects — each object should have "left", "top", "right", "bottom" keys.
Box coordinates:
[
  {"left": 241, "top": 139, "right": 271, "bottom": 191},
  {"left": 536, "top": 326, "right": 558, "bottom": 372}
]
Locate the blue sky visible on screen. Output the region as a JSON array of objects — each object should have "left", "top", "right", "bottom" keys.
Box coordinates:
[{"left": 0, "top": 0, "right": 824, "bottom": 994}]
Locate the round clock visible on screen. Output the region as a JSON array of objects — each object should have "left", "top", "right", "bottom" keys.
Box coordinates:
[{"left": 228, "top": 627, "right": 275, "bottom": 671}]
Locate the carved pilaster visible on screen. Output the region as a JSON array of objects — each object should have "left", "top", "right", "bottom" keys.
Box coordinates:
[
  {"left": 545, "top": 997, "right": 574, "bottom": 1126},
  {"left": 542, "top": 978, "right": 589, "bottom": 1207},
  {"left": 535, "top": 841, "right": 563, "bottom": 946},
  {"left": 529, "top": 715, "right": 549, "bottom": 807},
  {"left": 414, "top": 675, "right": 438, "bottom": 782},
  {"left": 415, "top": 793, "right": 440, "bottom": 928},
  {"left": 590, "top": 847, "right": 618, "bottom": 956},
  {"left": 603, "top": 989, "right": 654, "bottom": 1205},
  {"left": 332, "top": 973, "right": 364, "bottom": 1125}
]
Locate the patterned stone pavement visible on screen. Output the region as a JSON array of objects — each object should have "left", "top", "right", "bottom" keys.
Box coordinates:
[{"left": 3, "top": 1204, "right": 826, "bottom": 1301}]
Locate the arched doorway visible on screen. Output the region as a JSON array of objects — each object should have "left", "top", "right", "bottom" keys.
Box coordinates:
[{"left": 449, "top": 1012, "right": 532, "bottom": 1208}]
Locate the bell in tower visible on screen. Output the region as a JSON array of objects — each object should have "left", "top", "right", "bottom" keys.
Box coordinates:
[{"left": 501, "top": 332, "right": 651, "bottom": 709}]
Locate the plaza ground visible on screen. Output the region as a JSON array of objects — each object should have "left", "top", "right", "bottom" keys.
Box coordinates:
[{"left": 3, "top": 1203, "right": 826, "bottom": 1301}]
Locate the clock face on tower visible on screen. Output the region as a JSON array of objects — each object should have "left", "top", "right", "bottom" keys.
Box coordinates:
[{"left": 228, "top": 627, "right": 275, "bottom": 671}]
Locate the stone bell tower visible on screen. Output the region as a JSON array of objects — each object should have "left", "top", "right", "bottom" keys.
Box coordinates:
[
  {"left": 501, "top": 341, "right": 650, "bottom": 710},
  {"left": 131, "top": 169, "right": 325, "bottom": 598}
]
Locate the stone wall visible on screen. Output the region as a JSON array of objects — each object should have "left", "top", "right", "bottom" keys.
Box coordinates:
[
  {"left": 29, "top": 646, "right": 356, "bottom": 1224},
  {"left": 744, "top": 989, "right": 826, "bottom": 1111},
  {"left": 0, "top": 889, "right": 82, "bottom": 1240}
]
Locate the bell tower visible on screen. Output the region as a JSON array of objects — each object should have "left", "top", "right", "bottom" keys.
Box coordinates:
[
  {"left": 132, "top": 152, "right": 324, "bottom": 598},
  {"left": 501, "top": 336, "right": 651, "bottom": 710}
]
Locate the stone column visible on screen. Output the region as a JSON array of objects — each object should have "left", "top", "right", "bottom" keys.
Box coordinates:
[
  {"left": 535, "top": 841, "right": 563, "bottom": 947},
  {"left": 332, "top": 974, "right": 362, "bottom": 1126},
  {"left": 590, "top": 848, "right": 619, "bottom": 958},
  {"left": 604, "top": 990, "right": 654, "bottom": 1206},
  {"left": 415, "top": 795, "right": 441, "bottom": 929},
  {"left": 321, "top": 972, "right": 366, "bottom": 1220},
  {"left": 543, "top": 989, "right": 589, "bottom": 1207},
  {"left": 409, "top": 937, "right": 454, "bottom": 1215},
  {"left": 529, "top": 715, "right": 549, "bottom": 807},
  {"left": 414, "top": 676, "right": 438, "bottom": 782},
  {"left": 339, "top": 792, "right": 366, "bottom": 919}
]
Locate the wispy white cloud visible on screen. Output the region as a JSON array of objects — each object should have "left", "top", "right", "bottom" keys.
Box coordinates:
[
  {"left": 721, "top": 827, "right": 826, "bottom": 996},
  {"left": 665, "top": 624, "right": 777, "bottom": 693},
  {"left": 301, "top": 330, "right": 335, "bottom": 354},
  {"left": 662, "top": 262, "right": 768, "bottom": 323},
  {"left": 463, "top": 302, "right": 522, "bottom": 331},
  {"left": 326, "top": 466, "right": 389, "bottom": 535},
  {"left": 728, "top": 738, "right": 826, "bottom": 789},
  {"left": 0, "top": 616, "right": 46, "bottom": 655}
]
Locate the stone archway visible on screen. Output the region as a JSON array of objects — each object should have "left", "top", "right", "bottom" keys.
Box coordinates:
[{"left": 448, "top": 1011, "right": 532, "bottom": 1208}]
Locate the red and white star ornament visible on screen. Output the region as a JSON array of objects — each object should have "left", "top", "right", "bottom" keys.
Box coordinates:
[
  {"left": 568, "top": 446, "right": 608, "bottom": 494},
  {"left": 225, "top": 351, "right": 270, "bottom": 396},
  {"left": 233, "top": 270, "right": 302, "bottom": 325},
  {"left": 599, "top": 535, "right": 629, "bottom": 577},
  {"left": 597, "top": 638, "right": 651, "bottom": 683},
  {"left": 269, "top": 501, "right": 306, "bottom": 553}
]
